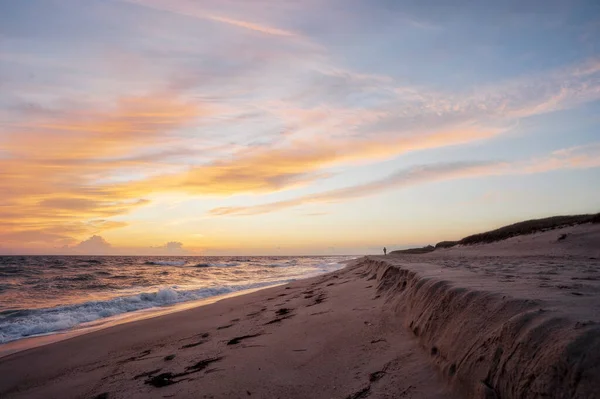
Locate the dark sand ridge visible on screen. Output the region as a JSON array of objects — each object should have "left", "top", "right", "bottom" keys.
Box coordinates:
[
  {"left": 0, "top": 223, "right": 599, "bottom": 398},
  {"left": 365, "top": 224, "right": 600, "bottom": 398}
]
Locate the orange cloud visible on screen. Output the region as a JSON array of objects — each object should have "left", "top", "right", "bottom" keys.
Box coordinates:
[
  {"left": 520, "top": 143, "right": 600, "bottom": 173},
  {"left": 5, "top": 95, "right": 202, "bottom": 160},
  {"left": 125, "top": 0, "right": 299, "bottom": 38},
  {"left": 208, "top": 143, "right": 600, "bottom": 216},
  {"left": 0, "top": 93, "right": 206, "bottom": 248},
  {"left": 209, "top": 161, "right": 504, "bottom": 216},
  {"left": 207, "top": 15, "right": 297, "bottom": 37},
  {"left": 3, "top": 40, "right": 599, "bottom": 252},
  {"left": 117, "top": 124, "right": 502, "bottom": 197}
]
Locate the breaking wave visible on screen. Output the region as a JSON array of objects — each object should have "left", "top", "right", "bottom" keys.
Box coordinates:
[
  {"left": 144, "top": 260, "right": 187, "bottom": 266},
  {"left": 0, "top": 280, "right": 291, "bottom": 344}
]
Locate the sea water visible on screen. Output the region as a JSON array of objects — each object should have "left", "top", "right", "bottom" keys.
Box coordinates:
[{"left": 0, "top": 255, "right": 352, "bottom": 344}]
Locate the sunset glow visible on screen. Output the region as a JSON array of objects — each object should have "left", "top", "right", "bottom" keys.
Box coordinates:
[{"left": 1, "top": 0, "right": 599, "bottom": 255}]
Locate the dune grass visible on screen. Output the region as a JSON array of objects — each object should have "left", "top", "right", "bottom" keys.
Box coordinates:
[
  {"left": 456, "top": 213, "right": 600, "bottom": 246},
  {"left": 390, "top": 245, "right": 435, "bottom": 255},
  {"left": 392, "top": 213, "right": 600, "bottom": 254}
]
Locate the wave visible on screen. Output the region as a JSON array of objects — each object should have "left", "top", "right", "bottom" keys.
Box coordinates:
[
  {"left": 0, "top": 267, "right": 23, "bottom": 275},
  {"left": 192, "top": 262, "right": 240, "bottom": 268},
  {"left": 265, "top": 261, "right": 296, "bottom": 268},
  {"left": 217, "top": 262, "right": 241, "bottom": 267},
  {"left": 143, "top": 260, "right": 187, "bottom": 266},
  {"left": 0, "top": 280, "right": 292, "bottom": 344},
  {"left": 57, "top": 274, "right": 96, "bottom": 282}
]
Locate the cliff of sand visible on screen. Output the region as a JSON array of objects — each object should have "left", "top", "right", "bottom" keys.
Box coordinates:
[{"left": 365, "top": 223, "right": 600, "bottom": 398}]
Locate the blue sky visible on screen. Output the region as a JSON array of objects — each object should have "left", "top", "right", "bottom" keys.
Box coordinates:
[{"left": 0, "top": 0, "right": 599, "bottom": 255}]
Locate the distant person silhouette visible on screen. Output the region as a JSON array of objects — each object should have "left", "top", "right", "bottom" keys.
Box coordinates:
[{"left": 383, "top": 247, "right": 387, "bottom": 256}]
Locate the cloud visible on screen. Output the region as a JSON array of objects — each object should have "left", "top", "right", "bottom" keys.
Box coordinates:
[
  {"left": 150, "top": 241, "right": 188, "bottom": 254},
  {"left": 5, "top": 94, "right": 205, "bottom": 159},
  {"left": 164, "top": 56, "right": 600, "bottom": 199},
  {"left": 521, "top": 142, "right": 600, "bottom": 173},
  {"left": 74, "top": 235, "right": 112, "bottom": 254},
  {"left": 206, "top": 15, "right": 297, "bottom": 37},
  {"left": 0, "top": 92, "right": 204, "bottom": 248},
  {"left": 467, "top": 58, "right": 600, "bottom": 119},
  {"left": 209, "top": 143, "right": 600, "bottom": 216},
  {"left": 117, "top": 124, "right": 502, "bottom": 197},
  {"left": 3, "top": 52, "right": 599, "bottom": 249},
  {"left": 52, "top": 236, "right": 192, "bottom": 255},
  {"left": 124, "top": 0, "right": 300, "bottom": 37},
  {"left": 0, "top": 230, "right": 75, "bottom": 247},
  {"left": 210, "top": 161, "right": 503, "bottom": 215},
  {"left": 3, "top": 0, "right": 600, "bottom": 252}
]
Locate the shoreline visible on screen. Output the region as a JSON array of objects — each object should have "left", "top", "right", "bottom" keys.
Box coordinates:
[
  {"left": 1, "top": 258, "right": 354, "bottom": 356},
  {"left": 0, "top": 284, "right": 283, "bottom": 359}
]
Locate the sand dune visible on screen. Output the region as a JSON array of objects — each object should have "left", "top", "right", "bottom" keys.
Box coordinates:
[{"left": 1, "top": 224, "right": 598, "bottom": 398}]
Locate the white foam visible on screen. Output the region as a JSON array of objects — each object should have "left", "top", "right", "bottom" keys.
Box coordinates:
[
  {"left": 144, "top": 260, "right": 187, "bottom": 266},
  {"left": 0, "top": 281, "right": 289, "bottom": 344},
  {"left": 217, "top": 262, "right": 241, "bottom": 267}
]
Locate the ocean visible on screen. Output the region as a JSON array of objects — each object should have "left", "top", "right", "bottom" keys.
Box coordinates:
[{"left": 0, "top": 255, "right": 353, "bottom": 344}]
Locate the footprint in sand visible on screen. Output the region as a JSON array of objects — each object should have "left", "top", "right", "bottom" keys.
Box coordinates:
[
  {"left": 310, "top": 310, "right": 330, "bottom": 316},
  {"left": 369, "top": 370, "right": 386, "bottom": 382},
  {"left": 226, "top": 333, "right": 263, "bottom": 345},
  {"left": 217, "top": 324, "right": 235, "bottom": 330},
  {"left": 345, "top": 386, "right": 370, "bottom": 399},
  {"left": 180, "top": 332, "right": 210, "bottom": 349},
  {"left": 246, "top": 308, "right": 267, "bottom": 317},
  {"left": 306, "top": 293, "right": 327, "bottom": 307},
  {"left": 117, "top": 349, "right": 152, "bottom": 365},
  {"left": 264, "top": 308, "right": 295, "bottom": 325},
  {"left": 133, "top": 368, "right": 162, "bottom": 380},
  {"left": 143, "top": 356, "right": 225, "bottom": 388}
]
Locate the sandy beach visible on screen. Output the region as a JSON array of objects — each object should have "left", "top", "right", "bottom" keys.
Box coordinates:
[
  {"left": 0, "top": 261, "right": 454, "bottom": 399},
  {"left": 1, "top": 223, "right": 599, "bottom": 398},
  {"left": 3, "top": 1, "right": 600, "bottom": 397}
]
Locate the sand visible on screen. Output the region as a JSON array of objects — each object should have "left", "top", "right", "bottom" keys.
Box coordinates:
[
  {"left": 1, "top": 224, "right": 598, "bottom": 398},
  {"left": 0, "top": 266, "right": 453, "bottom": 399}
]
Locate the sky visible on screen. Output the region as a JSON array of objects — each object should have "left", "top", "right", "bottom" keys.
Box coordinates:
[{"left": 0, "top": 0, "right": 599, "bottom": 255}]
